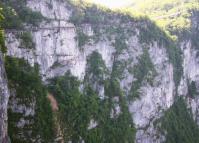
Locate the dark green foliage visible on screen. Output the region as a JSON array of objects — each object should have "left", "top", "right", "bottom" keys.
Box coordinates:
[
  {"left": 0, "top": 3, "right": 23, "bottom": 29},
  {"left": 156, "top": 97, "right": 199, "bottom": 143},
  {"left": 139, "top": 19, "right": 183, "bottom": 88},
  {"left": 50, "top": 61, "right": 63, "bottom": 69},
  {"left": 129, "top": 48, "right": 156, "bottom": 99},
  {"left": 139, "top": 19, "right": 167, "bottom": 45},
  {"left": 69, "top": 2, "right": 135, "bottom": 45},
  {"left": 69, "top": 1, "right": 183, "bottom": 90},
  {"left": 0, "top": 29, "right": 6, "bottom": 53},
  {"left": 85, "top": 51, "right": 107, "bottom": 79},
  {"left": 187, "top": 80, "right": 198, "bottom": 98},
  {"left": 84, "top": 6, "right": 104, "bottom": 24},
  {"left": 100, "top": 79, "right": 135, "bottom": 143},
  {"left": 5, "top": 56, "right": 54, "bottom": 143},
  {"left": 76, "top": 29, "right": 89, "bottom": 48},
  {"left": 113, "top": 34, "right": 128, "bottom": 54},
  {"left": 48, "top": 72, "right": 99, "bottom": 142},
  {"left": 69, "top": 5, "right": 104, "bottom": 25},
  {"left": 69, "top": 1, "right": 136, "bottom": 27},
  {"left": 84, "top": 50, "right": 135, "bottom": 142},
  {"left": 105, "top": 79, "right": 122, "bottom": 98},
  {"left": 70, "top": 8, "right": 85, "bottom": 25},
  {"left": 0, "top": 5, "right": 9, "bottom": 53},
  {"left": 17, "top": 6, "right": 44, "bottom": 27},
  {"left": 0, "top": 8, "right": 6, "bottom": 53},
  {"left": 7, "top": 110, "right": 33, "bottom": 143},
  {"left": 111, "top": 60, "right": 127, "bottom": 80},
  {"left": 48, "top": 70, "right": 135, "bottom": 143},
  {"left": 111, "top": 33, "right": 129, "bottom": 80},
  {"left": 18, "top": 32, "right": 35, "bottom": 49},
  {"left": 0, "top": 0, "right": 44, "bottom": 29},
  {"left": 165, "top": 43, "right": 183, "bottom": 89}
]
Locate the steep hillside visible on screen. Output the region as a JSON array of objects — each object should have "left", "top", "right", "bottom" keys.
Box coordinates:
[
  {"left": 125, "top": 0, "right": 199, "bottom": 34},
  {"left": 0, "top": 8, "right": 10, "bottom": 143},
  {"left": 0, "top": 0, "right": 199, "bottom": 143}
]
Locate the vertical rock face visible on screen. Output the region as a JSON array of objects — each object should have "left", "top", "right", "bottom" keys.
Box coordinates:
[
  {"left": 0, "top": 52, "right": 10, "bottom": 143},
  {"left": 129, "top": 43, "right": 175, "bottom": 143},
  {"left": 6, "top": 0, "right": 117, "bottom": 80},
  {"left": 3, "top": 0, "right": 199, "bottom": 142},
  {"left": 8, "top": 89, "right": 36, "bottom": 142},
  {"left": 5, "top": 0, "right": 175, "bottom": 142},
  {"left": 178, "top": 10, "right": 199, "bottom": 125}
]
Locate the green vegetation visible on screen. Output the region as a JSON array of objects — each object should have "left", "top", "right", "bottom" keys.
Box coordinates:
[
  {"left": 50, "top": 61, "right": 63, "bottom": 69},
  {"left": 76, "top": 28, "right": 89, "bottom": 48},
  {"left": 167, "top": 45, "right": 183, "bottom": 89},
  {"left": 80, "top": 0, "right": 199, "bottom": 38},
  {"left": 138, "top": 19, "right": 171, "bottom": 44},
  {"left": 69, "top": 1, "right": 136, "bottom": 46},
  {"left": 5, "top": 57, "right": 54, "bottom": 143},
  {"left": 0, "top": 29, "right": 5, "bottom": 53},
  {"left": 48, "top": 70, "right": 135, "bottom": 142},
  {"left": 138, "top": 19, "right": 183, "bottom": 88},
  {"left": 113, "top": 33, "right": 128, "bottom": 54},
  {"left": 69, "top": 1, "right": 183, "bottom": 89},
  {"left": 111, "top": 60, "right": 127, "bottom": 80},
  {"left": 187, "top": 80, "right": 198, "bottom": 98},
  {"left": 180, "top": 10, "right": 199, "bottom": 50},
  {"left": 0, "top": 0, "right": 44, "bottom": 29},
  {"left": 17, "top": 32, "right": 35, "bottom": 49},
  {"left": 129, "top": 48, "right": 156, "bottom": 99},
  {"left": 0, "top": 7, "right": 6, "bottom": 53},
  {"left": 155, "top": 97, "right": 199, "bottom": 143},
  {"left": 69, "top": 3, "right": 111, "bottom": 47},
  {"left": 48, "top": 72, "right": 90, "bottom": 141},
  {"left": 0, "top": 0, "right": 198, "bottom": 143},
  {"left": 69, "top": 2, "right": 105, "bottom": 25},
  {"left": 85, "top": 51, "right": 107, "bottom": 80},
  {"left": 124, "top": 0, "right": 199, "bottom": 35},
  {"left": 0, "top": 3, "right": 23, "bottom": 29}
]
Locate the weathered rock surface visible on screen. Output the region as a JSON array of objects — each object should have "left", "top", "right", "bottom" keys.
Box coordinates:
[
  {"left": 3, "top": 0, "right": 199, "bottom": 143},
  {"left": 0, "top": 52, "right": 10, "bottom": 143}
]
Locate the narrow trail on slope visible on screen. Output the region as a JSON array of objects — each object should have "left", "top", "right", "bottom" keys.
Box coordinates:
[
  {"left": 47, "top": 93, "right": 59, "bottom": 112},
  {"left": 47, "top": 93, "right": 64, "bottom": 143}
]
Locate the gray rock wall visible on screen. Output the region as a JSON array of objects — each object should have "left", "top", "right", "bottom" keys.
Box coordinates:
[{"left": 0, "top": 52, "right": 10, "bottom": 143}]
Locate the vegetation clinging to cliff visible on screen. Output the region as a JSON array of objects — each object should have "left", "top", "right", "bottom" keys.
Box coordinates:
[
  {"left": 129, "top": 48, "right": 157, "bottom": 100},
  {"left": 119, "top": 0, "right": 199, "bottom": 37},
  {"left": 49, "top": 52, "right": 135, "bottom": 143},
  {"left": 69, "top": 1, "right": 183, "bottom": 89},
  {"left": 0, "top": 0, "right": 44, "bottom": 29},
  {"left": 138, "top": 19, "right": 183, "bottom": 88},
  {"left": 0, "top": 7, "right": 6, "bottom": 53},
  {"left": 17, "top": 31, "right": 35, "bottom": 49},
  {"left": 5, "top": 57, "right": 54, "bottom": 143},
  {"left": 155, "top": 97, "right": 199, "bottom": 143}
]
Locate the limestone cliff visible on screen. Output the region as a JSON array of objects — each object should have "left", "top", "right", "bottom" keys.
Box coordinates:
[
  {"left": 1, "top": 0, "right": 199, "bottom": 143},
  {"left": 0, "top": 52, "right": 10, "bottom": 143}
]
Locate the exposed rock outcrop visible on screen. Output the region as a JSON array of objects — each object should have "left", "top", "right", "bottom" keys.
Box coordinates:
[
  {"left": 0, "top": 52, "right": 10, "bottom": 143},
  {"left": 3, "top": 0, "right": 199, "bottom": 142},
  {"left": 5, "top": 0, "right": 176, "bottom": 142}
]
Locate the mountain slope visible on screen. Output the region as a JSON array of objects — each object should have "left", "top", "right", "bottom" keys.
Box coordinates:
[
  {"left": 0, "top": 0, "right": 199, "bottom": 143},
  {"left": 124, "top": 0, "right": 199, "bottom": 36}
]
